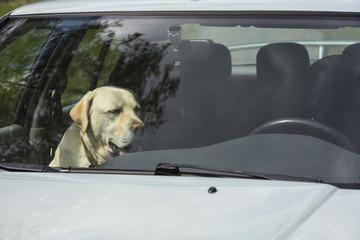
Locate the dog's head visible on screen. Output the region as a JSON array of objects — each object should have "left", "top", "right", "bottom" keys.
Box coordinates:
[{"left": 70, "top": 86, "right": 144, "bottom": 156}]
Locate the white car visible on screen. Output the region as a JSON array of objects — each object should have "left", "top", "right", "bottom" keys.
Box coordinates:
[{"left": 1, "top": 0, "right": 360, "bottom": 239}]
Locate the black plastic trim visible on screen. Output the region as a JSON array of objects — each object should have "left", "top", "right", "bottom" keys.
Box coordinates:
[
  {"left": 0, "top": 11, "right": 12, "bottom": 25},
  {"left": 8, "top": 10, "right": 360, "bottom": 19},
  {"left": 0, "top": 162, "right": 59, "bottom": 172}
]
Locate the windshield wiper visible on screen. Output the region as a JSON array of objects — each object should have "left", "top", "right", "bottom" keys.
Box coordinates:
[
  {"left": 0, "top": 162, "right": 58, "bottom": 172},
  {"left": 155, "top": 163, "right": 273, "bottom": 180},
  {"left": 155, "top": 163, "right": 324, "bottom": 183},
  {"left": 0, "top": 162, "right": 323, "bottom": 184}
]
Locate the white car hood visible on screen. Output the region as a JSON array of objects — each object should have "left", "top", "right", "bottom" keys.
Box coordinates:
[{"left": 0, "top": 172, "right": 359, "bottom": 240}]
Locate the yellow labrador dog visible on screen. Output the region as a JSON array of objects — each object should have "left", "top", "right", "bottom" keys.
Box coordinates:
[{"left": 49, "top": 86, "right": 144, "bottom": 168}]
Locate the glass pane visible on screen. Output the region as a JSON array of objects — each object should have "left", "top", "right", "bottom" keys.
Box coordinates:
[{"left": 1, "top": 15, "right": 360, "bottom": 188}]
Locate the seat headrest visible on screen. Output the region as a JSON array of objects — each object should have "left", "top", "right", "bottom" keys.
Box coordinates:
[
  {"left": 179, "top": 39, "right": 231, "bottom": 80},
  {"left": 310, "top": 55, "right": 342, "bottom": 70},
  {"left": 309, "top": 55, "right": 344, "bottom": 89},
  {"left": 257, "top": 42, "right": 310, "bottom": 83},
  {"left": 342, "top": 43, "right": 360, "bottom": 63},
  {"left": 179, "top": 40, "right": 215, "bottom": 60}
]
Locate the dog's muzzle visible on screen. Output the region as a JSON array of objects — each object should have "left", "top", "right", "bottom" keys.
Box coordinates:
[{"left": 109, "top": 141, "right": 125, "bottom": 155}]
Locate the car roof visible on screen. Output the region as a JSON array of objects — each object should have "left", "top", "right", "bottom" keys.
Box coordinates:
[{"left": 9, "top": 0, "right": 360, "bottom": 16}]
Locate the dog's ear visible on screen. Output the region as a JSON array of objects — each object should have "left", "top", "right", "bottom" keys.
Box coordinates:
[{"left": 70, "top": 91, "right": 96, "bottom": 133}]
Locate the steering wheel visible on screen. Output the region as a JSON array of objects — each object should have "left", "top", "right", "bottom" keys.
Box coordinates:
[{"left": 248, "top": 118, "right": 358, "bottom": 153}]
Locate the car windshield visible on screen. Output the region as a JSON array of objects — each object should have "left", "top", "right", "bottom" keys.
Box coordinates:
[{"left": 1, "top": 14, "right": 360, "bottom": 188}]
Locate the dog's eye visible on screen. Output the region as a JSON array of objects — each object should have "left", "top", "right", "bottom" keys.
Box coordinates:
[
  {"left": 134, "top": 106, "right": 142, "bottom": 116},
  {"left": 108, "top": 108, "right": 122, "bottom": 115}
]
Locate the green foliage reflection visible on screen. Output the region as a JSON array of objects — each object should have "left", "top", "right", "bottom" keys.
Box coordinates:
[{"left": 0, "top": 28, "right": 50, "bottom": 127}]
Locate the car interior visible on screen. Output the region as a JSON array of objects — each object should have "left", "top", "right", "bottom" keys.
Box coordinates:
[{"left": 1, "top": 16, "right": 360, "bottom": 173}]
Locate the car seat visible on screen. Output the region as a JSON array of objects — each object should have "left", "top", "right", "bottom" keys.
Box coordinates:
[
  {"left": 256, "top": 42, "right": 311, "bottom": 121},
  {"left": 141, "top": 39, "right": 232, "bottom": 149},
  {"left": 309, "top": 50, "right": 360, "bottom": 152}
]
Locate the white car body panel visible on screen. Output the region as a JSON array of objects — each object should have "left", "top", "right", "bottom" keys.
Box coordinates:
[
  {"left": 10, "top": 0, "right": 360, "bottom": 16},
  {"left": 1, "top": 0, "right": 360, "bottom": 239},
  {"left": 0, "top": 172, "right": 360, "bottom": 240}
]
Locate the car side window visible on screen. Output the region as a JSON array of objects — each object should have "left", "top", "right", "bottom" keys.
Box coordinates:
[{"left": 0, "top": 27, "right": 50, "bottom": 127}]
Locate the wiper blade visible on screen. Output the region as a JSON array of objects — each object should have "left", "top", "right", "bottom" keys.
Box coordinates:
[
  {"left": 59, "top": 167, "right": 153, "bottom": 175},
  {"left": 155, "top": 163, "right": 325, "bottom": 183},
  {"left": 155, "top": 163, "right": 272, "bottom": 180},
  {"left": 0, "top": 162, "right": 58, "bottom": 172}
]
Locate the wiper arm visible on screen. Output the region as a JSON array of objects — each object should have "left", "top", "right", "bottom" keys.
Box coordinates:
[
  {"left": 0, "top": 162, "right": 58, "bottom": 172},
  {"left": 155, "top": 163, "right": 325, "bottom": 183},
  {"left": 155, "top": 163, "right": 273, "bottom": 180}
]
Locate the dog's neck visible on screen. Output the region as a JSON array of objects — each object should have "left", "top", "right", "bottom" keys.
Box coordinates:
[
  {"left": 79, "top": 129, "right": 112, "bottom": 167},
  {"left": 80, "top": 137, "right": 98, "bottom": 168}
]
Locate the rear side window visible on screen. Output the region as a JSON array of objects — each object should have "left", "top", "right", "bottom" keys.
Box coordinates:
[{"left": 182, "top": 24, "right": 360, "bottom": 65}]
